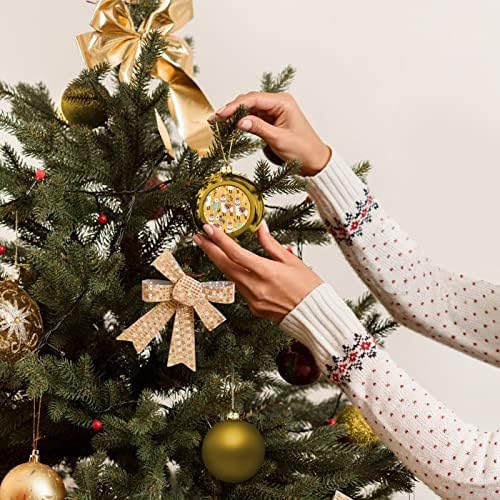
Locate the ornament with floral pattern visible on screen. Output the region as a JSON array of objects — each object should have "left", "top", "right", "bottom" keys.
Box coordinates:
[{"left": 0, "top": 280, "right": 43, "bottom": 362}]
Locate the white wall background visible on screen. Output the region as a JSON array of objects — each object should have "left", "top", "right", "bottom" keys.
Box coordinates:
[{"left": 2, "top": 1, "right": 500, "bottom": 498}]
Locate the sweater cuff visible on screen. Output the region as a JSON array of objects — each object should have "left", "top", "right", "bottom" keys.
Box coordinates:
[
  {"left": 280, "top": 283, "right": 365, "bottom": 374},
  {"left": 307, "top": 149, "right": 370, "bottom": 223}
]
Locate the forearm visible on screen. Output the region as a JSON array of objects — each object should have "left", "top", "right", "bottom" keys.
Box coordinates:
[
  {"left": 307, "top": 152, "right": 500, "bottom": 366},
  {"left": 281, "top": 284, "right": 500, "bottom": 499}
]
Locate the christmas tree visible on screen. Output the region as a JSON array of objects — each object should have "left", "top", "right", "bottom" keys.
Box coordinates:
[{"left": 0, "top": 1, "right": 415, "bottom": 498}]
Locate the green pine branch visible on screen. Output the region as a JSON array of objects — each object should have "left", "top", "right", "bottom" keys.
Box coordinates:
[{"left": 0, "top": 12, "right": 413, "bottom": 496}]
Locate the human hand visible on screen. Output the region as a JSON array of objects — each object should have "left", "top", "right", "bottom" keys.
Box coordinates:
[
  {"left": 193, "top": 222, "right": 323, "bottom": 322},
  {"left": 209, "top": 92, "right": 331, "bottom": 177}
]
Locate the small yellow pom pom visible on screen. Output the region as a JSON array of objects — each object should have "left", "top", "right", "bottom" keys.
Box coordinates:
[{"left": 338, "top": 405, "right": 379, "bottom": 445}]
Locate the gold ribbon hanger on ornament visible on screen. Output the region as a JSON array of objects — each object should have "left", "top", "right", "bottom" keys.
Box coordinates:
[
  {"left": 77, "top": 0, "right": 214, "bottom": 155},
  {"left": 117, "top": 251, "right": 235, "bottom": 371}
]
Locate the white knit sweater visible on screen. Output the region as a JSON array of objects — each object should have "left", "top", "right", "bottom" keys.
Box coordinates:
[{"left": 280, "top": 152, "right": 500, "bottom": 499}]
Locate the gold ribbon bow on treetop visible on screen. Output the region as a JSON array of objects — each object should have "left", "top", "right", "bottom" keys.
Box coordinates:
[
  {"left": 117, "top": 250, "right": 235, "bottom": 371},
  {"left": 77, "top": 0, "right": 214, "bottom": 156}
]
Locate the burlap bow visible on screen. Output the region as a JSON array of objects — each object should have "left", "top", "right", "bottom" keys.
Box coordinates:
[
  {"left": 77, "top": 0, "right": 214, "bottom": 155},
  {"left": 117, "top": 251, "right": 235, "bottom": 371}
]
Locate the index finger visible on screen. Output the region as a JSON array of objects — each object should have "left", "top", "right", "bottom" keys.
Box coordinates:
[
  {"left": 203, "top": 224, "right": 264, "bottom": 271},
  {"left": 216, "top": 92, "right": 288, "bottom": 119}
]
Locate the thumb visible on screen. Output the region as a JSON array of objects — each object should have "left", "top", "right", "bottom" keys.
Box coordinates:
[
  {"left": 257, "top": 221, "right": 291, "bottom": 263},
  {"left": 238, "top": 116, "right": 281, "bottom": 144}
]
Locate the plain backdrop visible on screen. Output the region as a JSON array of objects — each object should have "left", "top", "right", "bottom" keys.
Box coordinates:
[{"left": 2, "top": 1, "right": 500, "bottom": 498}]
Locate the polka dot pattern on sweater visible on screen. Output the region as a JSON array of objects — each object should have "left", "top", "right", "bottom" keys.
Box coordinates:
[{"left": 296, "top": 153, "right": 500, "bottom": 499}]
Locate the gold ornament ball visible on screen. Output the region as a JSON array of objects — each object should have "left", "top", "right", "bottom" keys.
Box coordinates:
[
  {"left": 0, "top": 280, "right": 43, "bottom": 362},
  {"left": 202, "top": 418, "right": 265, "bottom": 483},
  {"left": 337, "top": 405, "right": 379, "bottom": 445},
  {"left": 0, "top": 455, "right": 66, "bottom": 500},
  {"left": 60, "top": 82, "right": 108, "bottom": 128}
]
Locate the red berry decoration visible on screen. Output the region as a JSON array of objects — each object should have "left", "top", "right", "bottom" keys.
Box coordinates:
[
  {"left": 35, "top": 168, "right": 46, "bottom": 182},
  {"left": 91, "top": 418, "right": 103, "bottom": 432},
  {"left": 0, "top": 244, "right": 7, "bottom": 256},
  {"left": 276, "top": 341, "right": 321, "bottom": 385},
  {"left": 326, "top": 418, "right": 337, "bottom": 427},
  {"left": 97, "top": 212, "right": 108, "bottom": 225}
]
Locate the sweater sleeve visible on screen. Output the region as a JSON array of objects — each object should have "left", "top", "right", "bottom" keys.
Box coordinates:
[
  {"left": 281, "top": 283, "right": 500, "bottom": 499},
  {"left": 307, "top": 151, "right": 500, "bottom": 368}
]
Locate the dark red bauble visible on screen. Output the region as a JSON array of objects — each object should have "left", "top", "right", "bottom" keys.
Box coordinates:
[
  {"left": 145, "top": 176, "right": 168, "bottom": 192},
  {"left": 326, "top": 418, "right": 337, "bottom": 427},
  {"left": 91, "top": 418, "right": 103, "bottom": 432},
  {"left": 263, "top": 145, "right": 285, "bottom": 166},
  {"left": 97, "top": 212, "right": 108, "bottom": 225},
  {"left": 35, "top": 169, "right": 46, "bottom": 182},
  {"left": 150, "top": 207, "right": 166, "bottom": 220},
  {"left": 276, "top": 341, "right": 321, "bottom": 385},
  {"left": 0, "top": 244, "right": 7, "bottom": 256}
]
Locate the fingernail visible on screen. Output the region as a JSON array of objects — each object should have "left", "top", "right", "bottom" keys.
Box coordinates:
[
  {"left": 207, "top": 114, "right": 216, "bottom": 122},
  {"left": 193, "top": 234, "right": 202, "bottom": 246},
  {"left": 260, "top": 220, "right": 269, "bottom": 234},
  {"left": 203, "top": 223, "right": 214, "bottom": 237},
  {"left": 239, "top": 119, "right": 252, "bottom": 131},
  {"left": 216, "top": 105, "right": 227, "bottom": 114}
]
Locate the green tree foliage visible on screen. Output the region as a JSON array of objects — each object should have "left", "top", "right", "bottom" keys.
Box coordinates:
[{"left": 0, "top": 2, "right": 414, "bottom": 498}]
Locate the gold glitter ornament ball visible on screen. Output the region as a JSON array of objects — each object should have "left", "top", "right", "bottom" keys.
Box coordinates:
[
  {"left": 0, "top": 280, "right": 43, "bottom": 362},
  {"left": 202, "top": 418, "right": 265, "bottom": 483},
  {"left": 60, "top": 82, "right": 108, "bottom": 128},
  {"left": 337, "top": 405, "right": 379, "bottom": 445},
  {"left": 0, "top": 453, "right": 66, "bottom": 500}
]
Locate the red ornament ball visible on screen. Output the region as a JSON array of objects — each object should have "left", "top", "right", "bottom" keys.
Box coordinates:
[
  {"left": 326, "top": 418, "right": 337, "bottom": 427},
  {"left": 0, "top": 244, "right": 7, "bottom": 256},
  {"left": 97, "top": 212, "right": 108, "bottom": 225},
  {"left": 276, "top": 341, "right": 321, "bottom": 385},
  {"left": 150, "top": 207, "right": 166, "bottom": 220},
  {"left": 91, "top": 418, "right": 103, "bottom": 432},
  {"left": 145, "top": 176, "right": 168, "bottom": 192},
  {"left": 263, "top": 144, "right": 285, "bottom": 166},
  {"left": 35, "top": 169, "right": 46, "bottom": 182}
]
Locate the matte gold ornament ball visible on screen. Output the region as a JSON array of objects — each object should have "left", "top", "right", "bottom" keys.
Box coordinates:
[
  {"left": 0, "top": 452, "right": 66, "bottom": 500},
  {"left": 201, "top": 416, "right": 266, "bottom": 483},
  {"left": 60, "top": 81, "right": 109, "bottom": 128},
  {"left": 337, "top": 405, "right": 379, "bottom": 445},
  {"left": 194, "top": 170, "right": 264, "bottom": 239},
  {"left": 0, "top": 280, "right": 43, "bottom": 362}
]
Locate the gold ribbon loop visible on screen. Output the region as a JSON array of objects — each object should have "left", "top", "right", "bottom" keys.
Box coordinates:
[
  {"left": 117, "top": 250, "right": 235, "bottom": 371},
  {"left": 154, "top": 249, "right": 185, "bottom": 283},
  {"left": 77, "top": 0, "right": 214, "bottom": 155}
]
